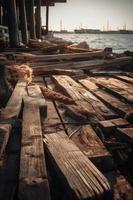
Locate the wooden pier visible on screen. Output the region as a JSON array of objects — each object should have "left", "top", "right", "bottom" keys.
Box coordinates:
[
  {"left": 0, "top": 46, "right": 133, "bottom": 200},
  {"left": 0, "top": 0, "right": 133, "bottom": 199}
]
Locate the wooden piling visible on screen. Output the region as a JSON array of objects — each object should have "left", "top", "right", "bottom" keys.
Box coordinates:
[
  {"left": 28, "top": 0, "right": 36, "bottom": 39},
  {"left": 0, "top": 6, "right": 2, "bottom": 25},
  {"left": 6, "top": 0, "right": 19, "bottom": 47},
  {"left": 46, "top": 6, "right": 49, "bottom": 35},
  {"left": 19, "top": 0, "right": 28, "bottom": 45},
  {"left": 36, "top": 0, "right": 41, "bottom": 39}
]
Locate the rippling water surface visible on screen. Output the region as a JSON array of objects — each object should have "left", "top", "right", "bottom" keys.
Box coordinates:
[{"left": 54, "top": 33, "right": 133, "bottom": 53}]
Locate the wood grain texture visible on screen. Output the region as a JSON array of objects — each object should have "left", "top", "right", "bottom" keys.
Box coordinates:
[
  {"left": 53, "top": 75, "right": 116, "bottom": 121},
  {"left": 18, "top": 95, "right": 50, "bottom": 200},
  {"left": 0, "top": 80, "right": 26, "bottom": 120},
  {"left": 44, "top": 132, "right": 112, "bottom": 200},
  {"left": 79, "top": 78, "right": 133, "bottom": 117}
]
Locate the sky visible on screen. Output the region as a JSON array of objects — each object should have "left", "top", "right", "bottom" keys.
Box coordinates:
[{"left": 41, "top": 0, "right": 133, "bottom": 31}]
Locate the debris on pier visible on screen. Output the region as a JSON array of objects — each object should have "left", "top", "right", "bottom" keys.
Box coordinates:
[{"left": 0, "top": 0, "right": 133, "bottom": 200}]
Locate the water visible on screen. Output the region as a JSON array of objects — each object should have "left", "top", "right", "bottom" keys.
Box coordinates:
[{"left": 54, "top": 33, "right": 133, "bottom": 53}]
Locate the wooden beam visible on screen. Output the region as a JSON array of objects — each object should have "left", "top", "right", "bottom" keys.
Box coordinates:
[
  {"left": 28, "top": 0, "right": 36, "bottom": 39},
  {"left": 52, "top": 75, "right": 116, "bottom": 121},
  {"left": 19, "top": 0, "right": 28, "bottom": 45},
  {"left": 79, "top": 77, "right": 133, "bottom": 117},
  {"left": 18, "top": 96, "right": 50, "bottom": 200},
  {"left": 117, "top": 128, "right": 133, "bottom": 146},
  {"left": 6, "top": 0, "right": 19, "bottom": 47},
  {"left": 44, "top": 132, "right": 112, "bottom": 200},
  {"left": 46, "top": 5, "right": 49, "bottom": 35},
  {"left": 36, "top": 0, "right": 41, "bottom": 39},
  {"left": 98, "top": 118, "right": 129, "bottom": 136},
  {"left": 96, "top": 77, "right": 133, "bottom": 104},
  {"left": 0, "top": 80, "right": 26, "bottom": 121}
]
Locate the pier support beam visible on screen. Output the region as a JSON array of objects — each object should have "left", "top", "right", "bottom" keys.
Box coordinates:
[
  {"left": 36, "top": 0, "right": 41, "bottom": 39},
  {"left": 19, "top": 0, "right": 28, "bottom": 45},
  {"left": 6, "top": 0, "right": 19, "bottom": 47},
  {"left": 0, "top": 6, "right": 2, "bottom": 25},
  {"left": 46, "top": 6, "right": 49, "bottom": 35},
  {"left": 28, "top": 0, "right": 36, "bottom": 39}
]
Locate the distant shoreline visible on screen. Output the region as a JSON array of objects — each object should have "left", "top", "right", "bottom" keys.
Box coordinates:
[{"left": 54, "top": 32, "right": 133, "bottom": 35}]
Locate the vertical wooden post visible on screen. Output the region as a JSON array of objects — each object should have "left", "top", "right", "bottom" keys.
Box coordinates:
[
  {"left": 46, "top": 6, "right": 49, "bottom": 35},
  {"left": 19, "top": 0, "right": 28, "bottom": 45},
  {"left": 6, "top": 0, "right": 19, "bottom": 47},
  {"left": 28, "top": 0, "right": 36, "bottom": 39},
  {"left": 2, "top": 6, "right": 7, "bottom": 26},
  {"left": 36, "top": 0, "right": 41, "bottom": 39},
  {"left": 0, "top": 6, "right": 2, "bottom": 25}
]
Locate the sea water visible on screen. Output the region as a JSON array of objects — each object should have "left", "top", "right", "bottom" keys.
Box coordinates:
[{"left": 54, "top": 33, "right": 133, "bottom": 53}]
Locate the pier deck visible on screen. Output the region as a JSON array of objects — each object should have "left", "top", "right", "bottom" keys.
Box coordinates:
[{"left": 0, "top": 49, "right": 133, "bottom": 200}]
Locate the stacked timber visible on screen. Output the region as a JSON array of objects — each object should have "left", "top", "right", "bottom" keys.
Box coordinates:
[
  {"left": 95, "top": 77, "right": 133, "bottom": 104},
  {"left": 79, "top": 77, "right": 133, "bottom": 117},
  {"left": 28, "top": 39, "right": 65, "bottom": 53},
  {"left": 52, "top": 75, "right": 116, "bottom": 121}
]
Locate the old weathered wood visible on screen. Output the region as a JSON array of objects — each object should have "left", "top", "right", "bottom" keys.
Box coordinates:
[
  {"left": 117, "top": 128, "right": 133, "bottom": 146},
  {"left": 53, "top": 75, "right": 116, "bottom": 121},
  {"left": 29, "top": 56, "right": 133, "bottom": 71},
  {"left": 98, "top": 118, "right": 129, "bottom": 135},
  {"left": 45, "top": 79, "right": 115, "bottom": 172},
  {"left": 44, "top": 132, "right": 112, "bottom": 200},
  {"left": 32, "top": 76, "right": 65, "bottom": 135},
  {"left": 79, "top": 78, "right": 133, "bottom": 117},
  {"left": 0, "top": 80, "right": 26, "bottom": 120},
  {"left": 96, "top": 77, "right": 133, "bottom": 104},
  {"left": 0, "top": 123, "right": 21, "bottom": 200},
  {"left": 33, "top": 68, "right": 84, "bottom": 76},
  {"left": 16, "top": 50, "right": 106, "bottom": 62},
  {"left": 18, "top": 99, "right": 50, "bottom": 200},
  {"left": 27, "top": 84, "right": 47, "bottom": 117},
  {"left": 113, "top": 75, "right": 133, "bottom": 85},
  {"left": 0, "top": 124, "right": 11, "bottom": 158}
]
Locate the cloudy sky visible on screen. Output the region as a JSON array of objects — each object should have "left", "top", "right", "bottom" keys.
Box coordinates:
[{"left": 41, "top": 0, "right": 133, "bottom": 31}]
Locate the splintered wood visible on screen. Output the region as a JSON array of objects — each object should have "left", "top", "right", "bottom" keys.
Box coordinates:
[
  {"left": 52, "top": 75, "right": 116, "bottom": 121},
  {"left": 96, "top": 77, "right": 133, "bottom": 104},
  {"left": 44, "top": 132, "right": 112, "bottom": 200},
  {"left": 79, "top": 78, "right": 133, "bottom": 117}
]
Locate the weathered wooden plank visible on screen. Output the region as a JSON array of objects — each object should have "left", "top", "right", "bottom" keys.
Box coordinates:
[
  {"left": 16, "top": 50, "right": 105, "bottom": 62},
  {"left": 44, "top": 132, "right": 112, "bottom": 200},
  {"left": 33, "top": 68, "right": 84, "bottom": 76},
  {"left": 0, "top": 80, "right": 26, "bottom": 120},
  {"left": 45, "top": 75, "right": 115, "bottom": 179},
  {"left": 32, "top": 76, "right": 65, "bottom": 135},
  {"left": 96, "top": 77, "right": 133, "bottom": 104},
  {"left": 30, "top": 56, "right": 133, "bottom": 71},
  {"left": 113, "top": 75, "right": 133, "bottom": 85},
  {"left": 18, "top": 99, "right": 50, "bottom": 200},
  {"left": 0, "top": 124, "right": 11, "bottom": 158},
  {"left": 98, "top": 118, "right": 129, "bottom": 135},
  {"left": 79, "top": 78, "right": 133, "bottom": 117},
  {"left": 117, "top": 128, "right": 133, "bottom": 146},
  {"left": 45, "top": 77, "right": 115, "bottom": 172},
  {"left": 53, "top": 75, "right": 116, "bottom": 121},
  {"left": 27, "top": 84, "right": 47, "bottom": 117}
]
